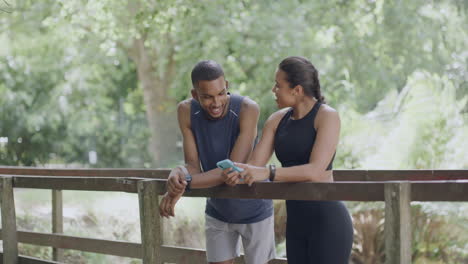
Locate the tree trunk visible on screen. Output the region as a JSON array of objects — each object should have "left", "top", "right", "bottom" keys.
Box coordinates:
[{"left": 131, "top": 38, "right": 180, "bottom": 168}]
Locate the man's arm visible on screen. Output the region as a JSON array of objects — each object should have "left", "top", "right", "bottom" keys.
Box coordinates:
[
  {"left": 228, "top": 97, "right": 259, "bottom": 162},
  {"left": 160, "top": 97, "right": 259, "bottom": 217},
  {"left": 190, "top": 96, "right": 260, "bottom": 188},
  {"left": 177, "top": 99, "right": 225, "bottom": 188},
  {"left": 168, "top": 96, "right": 259, "bottom": 190}
]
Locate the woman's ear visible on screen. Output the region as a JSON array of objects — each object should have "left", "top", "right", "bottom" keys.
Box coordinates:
[{"left": 293, "top": 85, "right": 303, "bottom": 96}]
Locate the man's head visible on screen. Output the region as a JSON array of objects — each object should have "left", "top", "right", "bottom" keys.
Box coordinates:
[{"left": 191, "top": 60, "right": 229, "bottom": 119}]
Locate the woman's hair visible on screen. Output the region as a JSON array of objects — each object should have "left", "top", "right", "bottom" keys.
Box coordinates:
[{"left": 279, "top": 56, "right": 325, "bottom": 103}]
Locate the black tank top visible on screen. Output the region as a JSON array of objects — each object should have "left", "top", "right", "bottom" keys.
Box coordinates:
[{"left": 274, "top": 102, "right": 334, "bottom": 170}]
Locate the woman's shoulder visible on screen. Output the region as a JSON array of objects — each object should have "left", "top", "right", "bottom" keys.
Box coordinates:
[
  {"left": 318, "top": 103, "right": 337, "bottom": 114},
  {"left": 264, "top": 107, "right": 291, "bottom": 128},
  {"left": 316, "top": 103, "right": 340, "bottom": 126}
]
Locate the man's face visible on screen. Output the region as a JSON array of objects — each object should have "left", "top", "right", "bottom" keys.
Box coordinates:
[{"left": 192, "top": 76, "right": 229, "bottom": 119}]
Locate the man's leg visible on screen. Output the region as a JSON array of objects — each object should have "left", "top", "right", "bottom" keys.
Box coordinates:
[
  {"left": 205, "top": 214, "right": 241, "bottom": 264},
  {"left": 238, "top": 215, "right": 276, "bottom": 264}
]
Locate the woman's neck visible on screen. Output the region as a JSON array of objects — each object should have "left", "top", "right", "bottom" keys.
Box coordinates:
[{"left": 291, "top": 97, "right": 318, "bottom": 120}]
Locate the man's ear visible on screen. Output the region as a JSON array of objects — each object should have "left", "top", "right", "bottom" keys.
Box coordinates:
[
  {"left": 225, "top": 80, "right": 229, "bottom": 90},
  {"left": 191, "top": 89, "right": 198, "bottom": 101}
]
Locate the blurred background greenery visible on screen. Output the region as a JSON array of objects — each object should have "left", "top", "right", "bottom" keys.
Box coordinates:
[{"left": 1, "top": 0, "right": 467, "bottom": 263}]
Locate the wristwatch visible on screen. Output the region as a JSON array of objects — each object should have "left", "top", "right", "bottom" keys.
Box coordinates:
[
  {"left": 177, "top": 165, "right": 192, "bottom": 191},
  {"left": 269, "top": 164, "right": 276, "bottom": 182}
]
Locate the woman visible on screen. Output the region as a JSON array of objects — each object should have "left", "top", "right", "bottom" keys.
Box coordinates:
[{"left": 223, "top": 56, "right": 353, "bottom": 263}]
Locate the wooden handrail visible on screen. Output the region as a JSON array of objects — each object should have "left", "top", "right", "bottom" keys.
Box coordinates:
[
  {"left": 1, "top": 166, "right": 468, "bottom": 181},
  {"left": 1, "top": 169, "right": 467, "bottom": 264},
  {"left": 3, "top": 175, "right": 467, "bottom": 201}
]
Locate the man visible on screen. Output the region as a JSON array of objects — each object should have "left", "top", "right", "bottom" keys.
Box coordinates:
[{"left": 159, "top": 60, "right": 275, "bottom": 264}]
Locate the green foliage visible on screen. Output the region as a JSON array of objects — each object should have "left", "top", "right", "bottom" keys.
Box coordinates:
[
  {"left": 335, "top": 71, "right": 468, "bottom": 169},
  {"left": 2, "top": 2, "right": 468, "bottom": 262},
  {"left": 344, "top": 202, "right": 468, "bottom": 264},
  {"left": 2, "top": 0, "right": 467, "bottom": 168},
  {"left": 0, "top": 34, "right": 68, "bottom": 165}
]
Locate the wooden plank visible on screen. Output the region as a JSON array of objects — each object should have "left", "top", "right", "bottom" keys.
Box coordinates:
[
  {"left": 1, "top": 166, "right": 467, "bottom": 181},
  {"left": 368, "top": 170, "right": 468, "bottom": 181},
  {"left": 184, "top": 181, "right": 386, "bottom": 201},
  {"left": 411, "top": 181, "right": 468, "bottom": 201},
  {"left": 384, "top": 182, "right": 412, "bottom": 264},
  {"left": 138, "top": 180, "right": 162, "bottom": 264},
  {"left": 10, "top": 176, "right": 139, "bottom": 193},
  {"left": 0, "top": 230, "right": 289, "bottom": 263},
  {"left": 160, "top": 245, "right": 206, "bottom": 263},
  {"left": 160, "top": 245, "right": 288, "bottom": 264},
  {"left": 334, "top": 170, "right": 468, "bottom": 181},
  {"left": 432, "top": 170, "right": 468, "bottom": 178},
  {"left": 6, "top": 176, "right": 468, "bottom": 202},
  {"left": 0, "top": 230, "right": 141, "bottom": 259},
  {"left": 333, "top": 170, "right": 368, "bottom": 181},
  {"left": 1, "top": 177, "right": 19, "bottom": 264},
  {"left": 0, "top": 167, "right": 170, "bottom": 179},
  {"left": 51, "top": 190, "right": 63, "bottom": 262},
  {"left": 17, "top": 255, "right": 59, "bottom": 264},
  {"left": 0, "top": 253, "right": 59, "bottom": 264}
]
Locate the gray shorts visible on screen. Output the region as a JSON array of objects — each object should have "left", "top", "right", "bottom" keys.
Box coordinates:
[{"left": 205, "top": 214, "right": 276, "bottom": 264}]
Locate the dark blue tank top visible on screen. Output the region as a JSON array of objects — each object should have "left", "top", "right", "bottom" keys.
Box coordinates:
[
  {"left": 191, "top": 94, "right": 273, "bottom": 224},
  {"left": 274, "top": 102, "right": 334, "bottom": 169}
]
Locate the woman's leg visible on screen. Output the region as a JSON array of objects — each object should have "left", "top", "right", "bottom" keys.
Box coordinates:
[
  {"left": 286, "top": 234, "right": 308, "bottom": 264},
  {"left": 309, "top": 201, "right": 354, "bottom": 263}
]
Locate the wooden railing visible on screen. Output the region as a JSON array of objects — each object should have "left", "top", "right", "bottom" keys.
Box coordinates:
[{"left": 0, "top": 167, "right": 467, "bottom": 264}]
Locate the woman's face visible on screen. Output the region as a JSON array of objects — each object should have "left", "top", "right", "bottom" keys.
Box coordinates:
[{"left": 272, "top": 69, "right": 295, "bottom": 108}]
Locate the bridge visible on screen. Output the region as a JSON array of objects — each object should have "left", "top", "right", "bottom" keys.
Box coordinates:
[{"left": 0, "top": 167, "right": 467, "bottom": 264}]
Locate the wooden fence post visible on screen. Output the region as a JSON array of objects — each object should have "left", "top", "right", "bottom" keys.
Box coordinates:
[
  {"left": 138, "top": 180, "right": 162, "bottom": 264},
  {"left": 52, "top": 190, "right": 63, "bottom": 261},
  {"left": 384, "top": 182, "right": 412, "bottom": 264},
  {"left": 1, "top": 177, "right": 19, "bottom": 264}
]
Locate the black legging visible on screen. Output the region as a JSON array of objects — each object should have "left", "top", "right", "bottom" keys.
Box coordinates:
[{"left": 285, "top": 201, "right": 353, "bottom": 264}]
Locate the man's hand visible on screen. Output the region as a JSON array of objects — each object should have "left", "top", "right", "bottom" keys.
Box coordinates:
[
  {"left": 167, "top": 167, "right": 187, "bottom": 196},
  {"left": 159, "top": 192, "right": 182, "bottom": 218}
]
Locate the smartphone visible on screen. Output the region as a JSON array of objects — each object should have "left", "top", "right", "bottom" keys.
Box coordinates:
[{"left": 216, "top": 159, "right": 244, "bottom": 172}]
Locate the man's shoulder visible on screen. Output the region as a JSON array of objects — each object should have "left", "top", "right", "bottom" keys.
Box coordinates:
[
  {"left": 177, "top": 98, "right": 192, "bottom": 114},
  {"left": 239, "top": 96, "right": 259, "bottom": 115},
  {"left": 177, "top": 99, "right": 193, "bottom": 128}
]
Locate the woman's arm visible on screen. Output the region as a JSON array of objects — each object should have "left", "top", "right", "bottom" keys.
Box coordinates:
[
  {"left": 240, "top": 105, "right": 340, "bottom": 184},
  {"left": 249, "top": 108, "right": 288, "bottom": 166},
  {"left": 223, "top": 109, "right": 288, "bottom": 185}
]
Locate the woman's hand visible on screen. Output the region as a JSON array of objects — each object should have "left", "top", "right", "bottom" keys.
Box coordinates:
[
  {"left": 235, "top": 163, "right": 269, "bottom": 186},
  {"left": 222, "top": 168, "right": 243, "bottom": 186}
]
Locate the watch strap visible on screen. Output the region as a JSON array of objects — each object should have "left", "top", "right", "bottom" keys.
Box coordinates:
[{"left": 177, "top": 165, "right": 192, "bottom": 191}]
